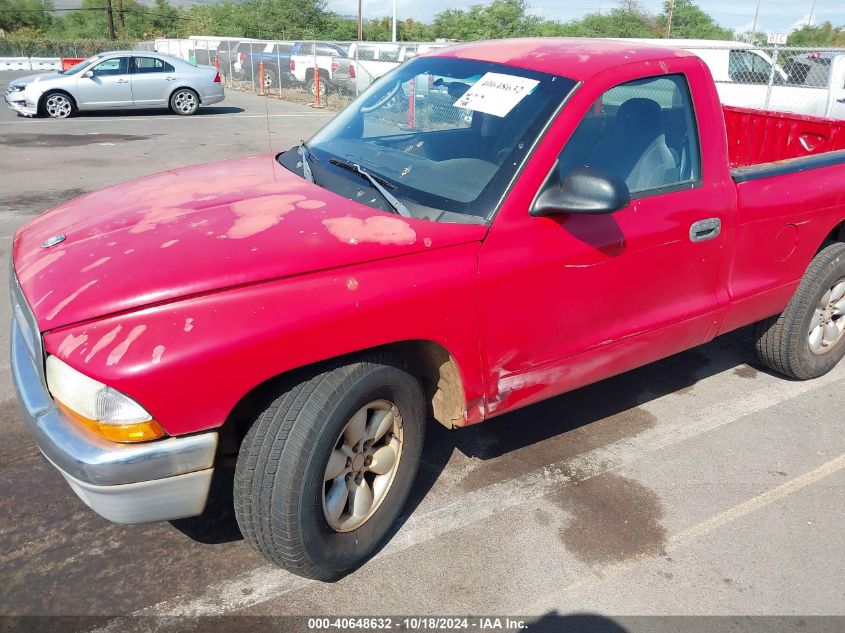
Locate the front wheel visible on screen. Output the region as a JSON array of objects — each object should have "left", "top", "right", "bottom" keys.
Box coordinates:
[
  {"left": 169, "top": 88, "right": 199, "bottom": 115},
  {"left": 234, "top": 353, "right": 425, "bottom": 580},
  {"left": 42, "top": 92, "right": 75, "bottom": 118},
  {"left": 755, "top": 242, "right": 845, "bottom": 379}
]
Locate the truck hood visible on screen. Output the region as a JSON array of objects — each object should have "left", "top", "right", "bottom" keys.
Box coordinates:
[{"left": 13, "top": 154, "right": 487, "bottom": 331}]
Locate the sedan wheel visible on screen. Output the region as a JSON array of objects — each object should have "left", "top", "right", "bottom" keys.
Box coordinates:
[
  {"left": 44, "top": 93, "right": 73, "bottom": 118},
  {"left": 170, "top": 89, "right": 199, "bottom": 115}
]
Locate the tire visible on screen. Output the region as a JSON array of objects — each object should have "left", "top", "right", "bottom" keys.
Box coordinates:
[
  {"left": 755, "top": 242, "right": 845, "bottom": 379},
  {"left": 234, "top": 353, "right": 426, "bottom": 580},
  {"left": 169, "top": 88, "right": 199, "bottom": 115},
  {"left": 41, "top": 91, "right": 75, "bottom": 119},
  {"left": 308, "top": 75, "right": 328, "bottom": 100},
  {"left": 261, "top": 67, "right": 278, "bottom": 91}
]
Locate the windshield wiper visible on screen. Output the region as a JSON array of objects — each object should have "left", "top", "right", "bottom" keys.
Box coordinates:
[
  {"left": 298, "top": 140, "right": 315, "bottom": 184},
  {"left": 329, "top": 158, "right": 411, "bottom": 218}
]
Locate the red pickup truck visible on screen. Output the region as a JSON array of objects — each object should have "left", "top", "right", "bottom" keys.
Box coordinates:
[{"left": 11, "top": 39, "right": 845, "bottom": 580}]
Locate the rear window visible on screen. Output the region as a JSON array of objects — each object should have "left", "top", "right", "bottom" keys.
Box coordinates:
[
  {"left": 317, "top": 44, "right": 344, "bottom": 57},
  {"left": 133, "top": 57, "right": 174, "bottom": 73}
]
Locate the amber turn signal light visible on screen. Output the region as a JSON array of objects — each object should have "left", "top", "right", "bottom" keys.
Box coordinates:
[{"left": 56, "top": 401, "right": 166, "bottom": 443}]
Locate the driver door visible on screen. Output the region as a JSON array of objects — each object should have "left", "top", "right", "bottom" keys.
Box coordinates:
[
  {"left": 477, "top": 68, "right": 730, "bottom": 415},
  {"left": 76, "top": 56, "right": 133, "bottom": 108}
]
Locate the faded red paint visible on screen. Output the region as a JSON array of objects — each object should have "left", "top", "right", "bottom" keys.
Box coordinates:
[
  {"left": 12, "top": 39, "right": 845, "bottom": 438},
  {"left": 226, "top": 194, "right": 304, "bottom": 239},
  {"left": 322, "top": 216, "right": 417, "bottom": 246}
]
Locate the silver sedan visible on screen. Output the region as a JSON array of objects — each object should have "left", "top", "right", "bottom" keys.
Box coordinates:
[{"left": 5, "top": 51, "right": 225, "bottom": 118}]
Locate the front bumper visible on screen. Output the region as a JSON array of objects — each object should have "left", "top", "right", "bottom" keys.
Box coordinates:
[
  {"left": 4, "top": 90, "right": 37, "bottom": 116},
  {"left": 10, "top": 277, "right": 218, "bottom": 524}
]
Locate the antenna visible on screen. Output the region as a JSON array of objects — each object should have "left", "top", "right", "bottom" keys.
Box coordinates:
[{"left": 263, "top": 87, "right": 273, "bottom": 161}]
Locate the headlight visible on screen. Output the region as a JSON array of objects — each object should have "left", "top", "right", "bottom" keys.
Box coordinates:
[
  {"left": 7, "top": 85, "right": 25, "bottom": 93},
  {"left": 46, "top": 355, "right": 165, "bottom": 443}
]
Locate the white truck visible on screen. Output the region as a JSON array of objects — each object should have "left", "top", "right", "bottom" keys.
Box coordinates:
[
  {"left": 339, "top": 42, "right": 448, "bottom": 93},
  {"left": 616, "top": 39, "right": 845, "bottom": 119},
  {"left": 288, "top": 41, "right": 349, "bottom": 98}
]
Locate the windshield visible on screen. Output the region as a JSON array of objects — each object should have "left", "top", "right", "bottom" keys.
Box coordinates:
[
  {"left": 59, "top": 55, "right": 99, "bottom": 75},
  {"left": 277, "top": 57, "right": 576, "bottom": 223}
]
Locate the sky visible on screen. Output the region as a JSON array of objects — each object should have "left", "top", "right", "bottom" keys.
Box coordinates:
[{"left": 328, "top": 0, "right": 845, "bottom": 35}]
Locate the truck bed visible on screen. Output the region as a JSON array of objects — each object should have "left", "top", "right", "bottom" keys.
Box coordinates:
[{"left": 724, "top": 105, "right": 845, "bottom": 169}]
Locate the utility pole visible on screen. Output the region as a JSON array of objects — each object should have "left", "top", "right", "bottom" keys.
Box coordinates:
[
  {"left": 106, "top": 0, "right": 116, "bottom": 40},
  {"left": 117, "top": 0, "right": 126, "bottom": 36},
  {"left": 357, "top": 0, "right": 363, "bottom": 41},
  {"left": 750, "top": 0, "right": 761, "bottom": 43},
  {"left": 808, "top": 0, "right": 817, "bottom": 26},
  {"left": 665, "top": 0, "right": 674, "bottom": 38},
  {"left": 391, "top": 0, "right": 397, "bottom": 43}
]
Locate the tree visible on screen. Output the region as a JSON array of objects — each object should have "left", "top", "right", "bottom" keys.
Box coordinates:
[
  {"left": 0, "top": 0, "right": 55, "bottom": 34},
  {"left": 432, "top": 0, "right": 541, "bottom": 41},
  {"left": 788, "top": 22, "right": 845, "bottom": 47},
  {"left": 658, "top": 0, "right": 733, "bottom": 39},
  {"left": 148, "top": 0, "right": 179, "bottom": 37},
  {"left": 573, "top": 5, "right": 658, "bottom": 38},
  {"left": 57, "top": 0, "right": 161, "bottom": 39}
]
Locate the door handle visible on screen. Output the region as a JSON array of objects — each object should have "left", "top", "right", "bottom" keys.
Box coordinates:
[
  {"left": 690, "top": 218, "right": 721, "bottom": 243},
  {"left": 117, "top": 78, "right": 129, "bottom": 83},
  {"left": 165, "top": 76, "right": 177, "bottom": 81}
]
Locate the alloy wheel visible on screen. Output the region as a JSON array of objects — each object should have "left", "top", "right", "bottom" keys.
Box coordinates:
[
  {"left": 45, "top": 94, "right": 72, "bottom": 118},
  {"left": 809, "top": 277, "right": 845, "bottom": 354},
  {"left": 173, "top": 90, "right": 198, "bottom": 114},
  {"left": 322, "top": 399, "right": 403, "bottom": 532}
]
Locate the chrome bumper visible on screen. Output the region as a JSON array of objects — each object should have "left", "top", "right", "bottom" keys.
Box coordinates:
[{"left": 10, "top": 278, "right": 218, "bottom": 523}]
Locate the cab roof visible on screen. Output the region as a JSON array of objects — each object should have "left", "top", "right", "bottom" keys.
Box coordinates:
[{"left": 433, "top": 37, "right": 694, "bottom": 82}]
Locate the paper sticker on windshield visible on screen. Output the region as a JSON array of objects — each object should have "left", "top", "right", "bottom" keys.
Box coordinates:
[{"left": 452, "top": 72, "right": 539, "bottom": 117}]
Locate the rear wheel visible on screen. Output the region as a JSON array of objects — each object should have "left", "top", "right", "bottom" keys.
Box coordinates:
[
  {"left": 234, "top": 353, "right": 425, "bottom": 580},
  {"left": 41, "top": 92, "right": 75, "bottom": 119},
  {"left": 308, "top": 75, "right": 328, "bottom": 101},
  {"left": 169, "top": 88, "right": 199, "bottom": 115},
  {"left": 755, "top": 242, "right": 845, "bottom": 379},
  {"left": 262, "top": 67, "right": 278, "bottom": 91}
]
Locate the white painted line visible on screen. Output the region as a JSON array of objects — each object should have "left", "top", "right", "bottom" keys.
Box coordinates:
[
  {"left": 0, "top": 113, "right": 329, "bottom": 125},
  {"left": 109, "top": 365, "right": 845, "bottom": 619},
  {"left": 523, "top": 452, "right": 845, "bottom": 612}
]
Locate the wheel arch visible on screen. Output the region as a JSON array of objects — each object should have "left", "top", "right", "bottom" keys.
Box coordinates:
[
  {"left": 217, "top": 339, "right": 468, "bottom": 455},
  {"left": 38, "top": 88, "right": 76, "bottom": 114},
  {"left": 823, "top": 219, "right": 845, "bottom": 246}
]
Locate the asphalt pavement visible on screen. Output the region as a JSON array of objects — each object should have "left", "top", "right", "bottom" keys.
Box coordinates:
[{"left": 0, "top": 71, "right": 842, "bottom": 630}]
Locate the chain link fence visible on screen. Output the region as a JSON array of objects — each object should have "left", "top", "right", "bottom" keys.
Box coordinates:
[
  {"left": 183, "top": 38, "right": 845, "bottom": 118},
  {"left": 670, "top": 44, "right": 845, "bottom": 119},
  {"left": 191, "top": 38, "right": 452, "bottom": 112},
  {"left": 2, "top": 36, "right": 844, "bottom": 118}
]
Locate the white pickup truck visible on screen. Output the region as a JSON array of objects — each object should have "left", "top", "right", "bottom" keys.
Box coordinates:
[
  {"left": 337, "top": 43, "right": 448, "bottom": 93},
  {"left": 617, "top": 39, "right": 845, "bottom": 119},
  {"left": 288, "top": 41, "right": 349, "bottom": 98}
]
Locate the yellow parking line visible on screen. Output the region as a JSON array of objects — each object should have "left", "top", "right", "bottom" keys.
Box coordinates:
[{"left": 525, "top": 453, "right": 845, "bottom": 611}]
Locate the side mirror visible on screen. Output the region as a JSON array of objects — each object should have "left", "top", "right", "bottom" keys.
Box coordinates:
[
  {"left": 83, "top": 70, "right": 94, "bottom": 78},
  {"left": 530, "top": 166, "right": 630, "bottom": 216}
]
